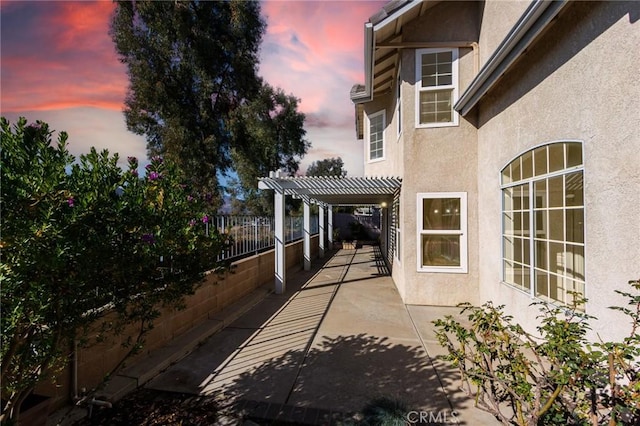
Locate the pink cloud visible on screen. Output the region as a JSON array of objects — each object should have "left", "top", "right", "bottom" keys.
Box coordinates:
[
  {"left": 1, "top": 1, "right": 125, "bottom": 113},
  {"left": 259, "top": 1, "right": 385, "bottom": 125}
]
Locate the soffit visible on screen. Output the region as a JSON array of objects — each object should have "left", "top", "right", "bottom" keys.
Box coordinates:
[{"left": 371, "top": 1, "right": 438, "bottom": 97}]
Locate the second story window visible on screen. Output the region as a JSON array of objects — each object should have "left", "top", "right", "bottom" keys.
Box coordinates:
[
  {"left": 368, "top": 110, "right": 385, "bottom": 161},
  {"left": 416, "top": 48, "right": 459, "bottom": 127}
]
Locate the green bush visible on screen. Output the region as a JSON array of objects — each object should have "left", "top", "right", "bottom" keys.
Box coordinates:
[
  {"left": 0, "top": 117, "right": 229, "bottom": 423},
  {"left": 433, "top": 280, "right": 640, "bottom": 425}
]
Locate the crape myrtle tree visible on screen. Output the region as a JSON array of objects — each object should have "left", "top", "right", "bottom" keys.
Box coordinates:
[
  {"left": 0, "top": 118, "right": 229, "bottom": 424},
  {"left": 110, "top": 0, "right": 308, "bottom": 209}
]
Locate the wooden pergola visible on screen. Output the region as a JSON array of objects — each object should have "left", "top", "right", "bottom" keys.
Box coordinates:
[{"left": 258, "top": 173, "right": 402, "bottom": 293}]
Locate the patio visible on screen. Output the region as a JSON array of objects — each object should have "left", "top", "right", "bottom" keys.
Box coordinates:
[{"left": 144, "top": 245, "right": 498, "bottom": 425}]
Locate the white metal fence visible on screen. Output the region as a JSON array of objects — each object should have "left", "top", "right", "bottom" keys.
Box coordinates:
[{"left": 207, "top": 215, "right": 319, "bottom": 261}]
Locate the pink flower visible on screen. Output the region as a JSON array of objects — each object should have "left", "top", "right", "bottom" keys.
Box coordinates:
[
  {"left": 201, "top": 215, "right": 209, "bottom": 223},
  {"left": 148, "top": 171, "right": 160, "bottom": 181},
  {"left": 67, "top": 197, "right": 74, "bottom": 207},
  {"left": 141, "top": 233, "right": 155, "bottom": 244}
]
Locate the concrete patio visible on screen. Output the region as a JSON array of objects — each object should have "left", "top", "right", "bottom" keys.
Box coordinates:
[{"left": 145, "top": 245, "right": 498, "bottom": 425}]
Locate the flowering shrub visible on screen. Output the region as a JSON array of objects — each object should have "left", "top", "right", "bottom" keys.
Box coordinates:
[{"left": 0, "top": 118, "right": 228, "bottom": 423}]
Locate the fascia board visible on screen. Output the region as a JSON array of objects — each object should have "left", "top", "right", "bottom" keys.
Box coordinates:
[{"left": 455, "top": 0, "right": 569, "bottom": 116}]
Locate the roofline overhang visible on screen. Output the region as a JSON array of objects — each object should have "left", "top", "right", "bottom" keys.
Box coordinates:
[
  {"left": 350, "top": 1, "right": 425, "bottom": 105},
  {"left": 350, "top": 22, "right": 375, "bottom": 104},
  {"left": 454, "top": 0, "right": 570, "bottom": 116}
]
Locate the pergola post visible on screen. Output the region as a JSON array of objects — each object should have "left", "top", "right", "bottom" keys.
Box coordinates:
[
  {"left": 303, "top": 198, "right": 311, "bottom": 271},
  {"left": 328, "top": 205, "right": 334, "bottom": 245},
  {"left": 274, "top": 189, "right": 286, "bottom": 294},
  {"left": 318, "top": 204, "right": 325, "bottom": 258}
]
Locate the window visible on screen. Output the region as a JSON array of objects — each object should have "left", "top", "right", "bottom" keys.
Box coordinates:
[
  {"left": 415, "top": 48, "right": 458, "bottom": 127},
  {"left": 393, "top": 198, "right": 401, "bottom": 261},
  {"left": 367, "top": 110, "right": 385, "bottom": 161},
  {"left": 417, "top": 192, "right": 467, "bottom": 273},
  {"left": 501, "top": 141, "right": 584, "bottom": 306}
]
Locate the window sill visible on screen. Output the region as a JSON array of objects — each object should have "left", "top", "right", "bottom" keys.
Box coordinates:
[
  {"left": 416, "top": 121, "right": 459, "bottom": 129},
  {"left": 367, "top": 157, "right": 386, "bottom": 164},
  {"left": 418, "top": 266, "right": 468, "bottom": 274}
]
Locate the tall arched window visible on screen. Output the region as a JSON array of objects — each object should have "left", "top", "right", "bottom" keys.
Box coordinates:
[{"left": 501, "top": 141, "right": 584, "bottom": 306}]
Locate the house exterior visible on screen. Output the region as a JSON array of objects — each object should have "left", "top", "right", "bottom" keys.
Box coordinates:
[{"left": 351, "top": 0, "right": 639, "bottom": 342}]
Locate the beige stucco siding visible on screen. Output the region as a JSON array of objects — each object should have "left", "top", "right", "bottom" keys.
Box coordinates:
[
  {"left": 475, "top": 1, "right": 640, "bottom": 342},
  {"left": 477, "top": 0, "right": 531, "bottom": 66},
  {"left": 396, "top": 2, "right": 482, "bottom": 307}
]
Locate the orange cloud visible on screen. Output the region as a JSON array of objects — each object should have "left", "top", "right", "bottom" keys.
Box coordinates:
[{"left": 1, "top": 1, "right": 125, "bottom": 114}]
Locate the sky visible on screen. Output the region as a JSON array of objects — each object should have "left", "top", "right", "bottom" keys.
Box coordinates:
[{"left": 1, "top": 0, "right": 387, "bottom": 178}]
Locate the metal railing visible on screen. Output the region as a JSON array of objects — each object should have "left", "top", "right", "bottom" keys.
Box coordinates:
[{"left": 208, "top": 215, "right": 319, "bottom": 261}]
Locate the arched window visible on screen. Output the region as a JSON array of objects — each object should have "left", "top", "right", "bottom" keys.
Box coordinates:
[{"left": 501, "top": 141, "right": 584, "bottom": 306}]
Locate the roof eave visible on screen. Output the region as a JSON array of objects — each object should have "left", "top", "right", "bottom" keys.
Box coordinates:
[{"left": 454, "top": 0, "right": 570, "bottom": 116}]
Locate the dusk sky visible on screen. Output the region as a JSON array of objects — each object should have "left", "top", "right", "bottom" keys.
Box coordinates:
[{"left": 1, "top": 0, "right": 387, "bottom": 177}]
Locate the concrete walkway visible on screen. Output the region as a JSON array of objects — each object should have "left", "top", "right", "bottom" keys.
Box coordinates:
[{"left": 146, "top": 245, "right": 498, "bottom": 425}]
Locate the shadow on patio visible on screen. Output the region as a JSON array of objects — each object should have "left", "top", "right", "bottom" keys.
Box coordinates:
[{"left": 146, "top": 245, "right": 495, "bottom": 425}]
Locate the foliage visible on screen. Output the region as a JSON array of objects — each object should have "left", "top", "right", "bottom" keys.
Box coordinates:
[
  {"left": 361, "top": 396, "right": 411, "bottom": 426},
  {"left": 433, "top": 280, "right": 640, "bottom": 425},
  {"left": 0, "top": 118, "right": 228, "bottom": 423},
  {"left": 110, "top": 0, "right": 264, "bottom": 203},
  {"left": 306, "top": 157, "right": 347, "bottom": 178},
  {"left": 228, "top": 83, "right": 309, "bottom": 216},
  {"left": 110, "top": 1, "right": 308, "bottom": 209},
  {"left": 348, "top": 221, "right": 368, "bottom": 240}
]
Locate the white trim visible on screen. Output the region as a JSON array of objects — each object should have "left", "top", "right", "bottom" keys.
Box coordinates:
[
  {"left": 415, "top": 48, "right": 459, "bottom": 129},
  {"left": 366, "top": 109, "right": 386, "bottom": 163},
  {"left": 396, "top": 64, "right": 403, "bottom": 139},
  {"left": 416, "top": 192, "right": 468, "bottom": 273},
  {"left": 499, "top": 141, "right": 585, "bottom": 306}
]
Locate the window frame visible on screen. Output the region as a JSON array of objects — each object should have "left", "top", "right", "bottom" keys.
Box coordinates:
[
  {"left": 396, "top": 66, "right": 402, "bottom": 138},
  {"left": 367, "top": 109, "right": 386, "bottom": 163},
  {"left": 415, "top": 47, "right": 459, "bottom": 128},
  {"left": 417, "top": 192, "right": 468, "bottom": 273},
  {"left": 500, "top": 140, "right": 585, "bottom": 307}
]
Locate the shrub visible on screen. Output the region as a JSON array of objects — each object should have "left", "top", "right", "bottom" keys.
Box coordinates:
[
  {"left": 0, "top": 118, "right": 229, "bottom": 423},
  {"left": 433, "top": 280, "right": 640, "bottom": 425}
]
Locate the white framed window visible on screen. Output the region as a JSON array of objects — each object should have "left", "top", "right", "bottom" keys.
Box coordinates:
[
  {"left": 417, "top": 192, "right": 467, "bottom": 273},
  {"left": 501, "top": 141, "right": 585, "bottom": 307},
  {"left": 367, "top": 110, "right": 385, "bottom": 162},
  {"left": 415, "top": 48, "right": 459, "bottom": 128},
  {"left": 396, "top": 68, "right": 402, "bottom": 138}
]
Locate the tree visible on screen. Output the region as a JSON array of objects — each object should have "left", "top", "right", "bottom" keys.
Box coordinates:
[
  {"left": 0, "top": 118, "right": 228, "bottom": 423},
  {"left": 228, "top": 83, "right": 309, "bottom": 216},
  {"left": 110, "top": 0, "right": 265, "bottom": 204},
  {"left": 306, "top": 157, "right": 347, "bottom": 177}
]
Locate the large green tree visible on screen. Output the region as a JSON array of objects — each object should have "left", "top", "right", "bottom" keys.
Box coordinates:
[
  {"left": 306, "top": 157, "right": 347, "bottom": 177},
  {"left": 111, "top": 0, "right": 306, "bottom": 206},
  {"left": 228, "top": 83, "right": 309, "bottom": 215}
]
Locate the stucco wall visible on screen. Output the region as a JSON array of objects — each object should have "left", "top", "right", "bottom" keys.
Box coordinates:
[
  {"left": 475, "top": 1, "right": 640, "bottom": 342},
  {"left": 399, "top": 2, "right": 481, "bottom": 306},
  {"left": 477, "top": 0, "right": 530, "bottom": 66},
  {"left": 363, "top": 1, "right": 483, "bottom": 306}
]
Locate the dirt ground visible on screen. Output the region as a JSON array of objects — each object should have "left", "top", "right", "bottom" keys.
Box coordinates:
[{"left": 72, "top": 388, "right": 221, "bottom": 426}]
